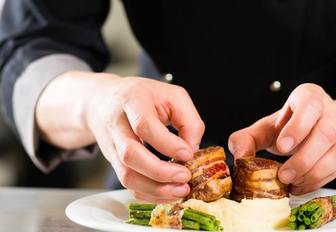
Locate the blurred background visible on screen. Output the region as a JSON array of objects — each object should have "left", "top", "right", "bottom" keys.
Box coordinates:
[{"left": 0, "top": 0, "right": 141, "bottom": 189}]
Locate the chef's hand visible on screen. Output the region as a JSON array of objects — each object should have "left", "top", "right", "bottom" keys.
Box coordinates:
[
  {"left": 229, "top": 83, "right": 336, "bottom": 195},
  {"left": 36, "top": 71, "right": 205, "bottom": 203}
]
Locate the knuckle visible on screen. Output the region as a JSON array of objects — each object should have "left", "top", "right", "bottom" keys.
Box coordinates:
[
  {"left": 154, "top": 169, "right": 170, "bottom": 183},
  {"left": 297, "top": 83, "right": 324, "bottom": 94},
  {"left": 133, "top": 115, "right": 150, "bottom": 136},
  {"left": 174, "top": 85, "right": 189, "bottom": 97},
  {"left": 115, "top": 90, "right": 134, "bottom": 107},
  {"left": 104, "top": 148, "right": 118, "bottom": 164},
  {"left": 229, "top": 129, "right": 242, "bottom": 141},
  {"left": 122, "top": 77, "right": 142, "bottom": 89},
  {"left": 319, "top": 118, "right": 336, "bottom": 144},
  {"left": 298, "top": 156, "right": 313, "bottom": 174},
  {"left": 228, "top": 131, "right": 243, "bottom": 152},
  {"left": 307, "top": 98, "right": 323, "bottom": 114},
  {"left": 120, "top": 141, "right": 136, "bottom": 165},
  {"left": 288, "top": 123, "right": 306, "bottom": 138},
  {"left": 119, "top": 168, "right": 133, "bottom": 188},
  {"left": 194, "top": 120, "right": 206, "bottom": 134},
  {"left": 98, "top": 105, "right": 117, "bottom": 129},
  {"left": 100, "top": 112, "right": 116, "bottom": 130},
  {"left": 293, "top": 84, "right": 325, "bottom": 106},
  {"left": 102, "top": 114, "right": 115, "bottom": 129},
  {"left": 116, "top": 83, "right": 142, "bottom": 105},
  {"left": 151, "top": 185, "right": 165, "bottom": 196},
  {"left": 309, "top": 84, "right": 324, "bottom": 94},
  {"left": 151, "top": 166, "right": 170, "bottom": 182},
  {"left": 122, "top": 76, "right": 135, "bottom": 84},
  {"left": 228, "top": 131, "right": 238, "bottom": 140}
]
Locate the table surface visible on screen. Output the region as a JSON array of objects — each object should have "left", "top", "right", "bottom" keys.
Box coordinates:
[{"left": 0, "top": 187, "right": 102, "bottom": 232}]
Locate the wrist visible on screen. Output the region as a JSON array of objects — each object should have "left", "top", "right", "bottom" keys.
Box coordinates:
[
  {"left": 36, "top": 71, "right": 121, "bottom": 149},
  {"left": 82, "top": 72, "right": 123, "bottom": 138}
]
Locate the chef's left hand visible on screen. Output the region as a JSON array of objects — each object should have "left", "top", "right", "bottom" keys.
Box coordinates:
[{"left": 229, "top": 83, "right": 336, "bottom": 195}]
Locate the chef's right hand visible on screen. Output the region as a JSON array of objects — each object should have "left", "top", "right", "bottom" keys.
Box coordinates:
[
  {"left": 84, "top": 74, "right": 205, "bottom": 203},
  {"left": 37, "top": 71, "right": 204, "bottom": 203}
]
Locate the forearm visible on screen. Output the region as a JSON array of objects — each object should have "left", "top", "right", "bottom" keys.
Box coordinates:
[
  {"left": 0, "top": 0, "right": 111, "bottom": 171},
  {"left": 36, "top": 71, "right": 121, "bottom": 149}
]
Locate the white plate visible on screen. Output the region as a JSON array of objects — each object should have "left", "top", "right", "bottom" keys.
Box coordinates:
[{"left": 66, "top": 189, "right": 336, "bottom": 232}]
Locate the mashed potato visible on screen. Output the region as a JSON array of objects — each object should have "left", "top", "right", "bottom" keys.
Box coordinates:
[{"left": 183, "top": 197, "right": 290, "bottom": 231}]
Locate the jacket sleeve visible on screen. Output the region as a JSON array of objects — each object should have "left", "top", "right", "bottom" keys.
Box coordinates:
[{"left": 0, "top": 0, "right": 110, "bottom": 172}]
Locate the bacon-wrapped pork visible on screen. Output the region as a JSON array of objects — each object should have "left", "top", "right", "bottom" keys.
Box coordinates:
[
  {"left": 231, "top": 157, "right": 289, "bottom": 202},
  {"left": 184, "top": 146, "right": 232, "bottom": 202}
]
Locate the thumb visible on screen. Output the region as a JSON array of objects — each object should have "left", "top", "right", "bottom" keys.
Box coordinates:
[
  {"left": 228, "top": 112, "right": 279, "bottom": 160},
  {"left": 228, "top": 128, "right": 257, "bottom": 160}
]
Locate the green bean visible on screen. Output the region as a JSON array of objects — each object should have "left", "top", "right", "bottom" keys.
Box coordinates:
[
  {"left": 129, "top": 203, "right": 156, "bottom": 211},
  {"left": 129, "top": 210, "right": 152, "bottom": 218}
]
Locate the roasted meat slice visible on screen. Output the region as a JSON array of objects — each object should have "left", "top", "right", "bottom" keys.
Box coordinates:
[
  {"left": 230, "top": 157, "right": 289, "bottom": 202},
  {"left": 184, "top": 146, "right": 232, "bottom": 202}
]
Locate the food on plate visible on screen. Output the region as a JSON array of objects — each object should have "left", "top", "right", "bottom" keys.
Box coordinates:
[
  {"left": 184, "top": 197, "right": 290, "bottom": 231},
  {"left": 126, "top": 203, "right": 222, "bottom": 231},
  {"left": 127, "top": 198, "right": 291, "bottom": 231},
  {"left": 184, "top": 146, "right": 232, "bottom": 202},
  {"left": 288, "top": 195, "right": 336, "bottom": 230},
  {"left": 126, "top": 147, "right": 293, "bottom": 231},
  {"left": 230, "top": 157, "right": 289, "bottom": 202}
]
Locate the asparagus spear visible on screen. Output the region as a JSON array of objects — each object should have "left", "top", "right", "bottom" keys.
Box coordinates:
[
  {"left": 129, "top": 209, "right": 152, "bottom": 218},
  {"left": 288, "top": 195, "right": 336, "bottom": 230},
  {"left": 183, "top": 208, "right": 216, "bottom": 225},
  {"left": 182, "top": 219, "right": 201, "bottom": 230},
  {"left": 127, "top": 203, "right": 222, "bottom": 231},
  {"left": 129, "top": 203, "right": 156, "bottom": 210},
  {"left": 127, "top": 217, "right": 150, "bottom": 226}
]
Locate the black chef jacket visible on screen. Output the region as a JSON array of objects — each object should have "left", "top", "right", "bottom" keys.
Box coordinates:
[{"left": 0, "top": 1, "right": 335, "bottom": 187}]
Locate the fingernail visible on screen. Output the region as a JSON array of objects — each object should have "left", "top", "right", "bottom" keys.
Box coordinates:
[
  {"left": 176, "top": 149, "right": 192, "bottom": 161},
  {"left": 291, "top": 186, "right": 303, "bottom": 195},
  {"left": 279, "top": 136, "right": 295, "bottom": 152},
  {"left": 280, "top": 169, "right": 297, "bottom": 184},
  {"left": 171, "top": 185, "right": 188, "bottom": 197},
  {"left": 172, "top": 172, "right": 190, "bottom": 183}
]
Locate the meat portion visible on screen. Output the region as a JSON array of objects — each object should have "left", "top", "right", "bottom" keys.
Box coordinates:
[
  {"left": 230, "top": 157, "right": 289, "bottom": 202},
  {"left": 184, "top": 146, "right": 232, "bottom": 202}
]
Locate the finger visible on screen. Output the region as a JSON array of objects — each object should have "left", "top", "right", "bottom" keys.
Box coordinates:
[
  {"left": 290, "top": 171, "right": 336, "bottom": 195},
  {"left": 111, "top": 112, "right": 191, "bottom": 183},
  {"left": 121, "top": 93, "right": 194, "bottom": 161},
  {"left": 276, "top": 90, "right": 323, "bottom": 153},
  {"left": 291, "top": 143, "right": 336, "bottom": 187},
  {"left": 118, "top": 168, "right": 190, "bottom": 199},
  {"left": 132, "top": 191, "right": 181, "bottom": 204},
  {"left": 279, "top": 118, "right": 336, "bottom": 184},
  {"left": 228, "top": 112, "right": 278, "bottom": 160},
  {"left": 96, "top": 126, "right": 190, "bottom": 199},
  {"left": 168, "top": 85, "right": 205, "bottom": 152}
]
